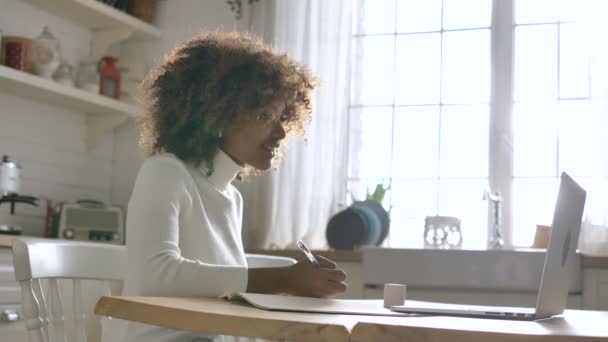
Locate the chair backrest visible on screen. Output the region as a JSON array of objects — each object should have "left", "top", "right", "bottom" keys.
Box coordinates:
[{"left": 12, "top": 238, "right": 126, "bottom": 342}]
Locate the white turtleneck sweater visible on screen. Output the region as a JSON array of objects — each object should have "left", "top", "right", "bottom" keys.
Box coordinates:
[{"left": 121, "top": 151, "right": 248, "bottom": 342}]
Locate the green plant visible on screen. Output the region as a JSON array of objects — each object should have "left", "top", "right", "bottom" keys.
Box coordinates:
[{"left": 366, "top": 182, "right": 391, "bottom": 203}]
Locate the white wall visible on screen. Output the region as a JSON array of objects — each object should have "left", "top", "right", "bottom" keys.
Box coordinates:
[{"left": 0, "top": 0, "right": 113, "bottom": 235}]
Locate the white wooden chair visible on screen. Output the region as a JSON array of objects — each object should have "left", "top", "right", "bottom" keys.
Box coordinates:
[
  {"left": 12, "top": 237, "right": 295, "bottom": 342},
  {"left": 12, "top": 238, "right": 126, "bottom": 342}
]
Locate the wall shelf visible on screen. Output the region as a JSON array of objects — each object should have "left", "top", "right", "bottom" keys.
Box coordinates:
[
  {"left": 0, "top": 65, "right": 140, "bottom": 147},
  {"left": 23, "top": 0, "right": 161, "bottom": 41},
  {"left": 3, "top": 0, "right": 158, "bottom": 148}
]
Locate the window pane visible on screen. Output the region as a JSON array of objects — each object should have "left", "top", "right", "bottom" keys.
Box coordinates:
[
  {"left": 354, "top": 0, "right": 396, "bottom": 34},
  {"left": 512, "top": 177, "right": 559, "bottom": 247},
  {"left": 560, "top": 0, "right": 602, "bottom": 23},
  {"left": 516, "top": 0, "right": 594, "bottom": 24},
  {"left": 386, "top": 215, "right": 427, "bottom": 248},
  {"left": 348, "top": 106, "right": 393, "bottom": 179},
  {"left": 439, "top": 105, "right": 489, "bottom": 178},
  {"left": 395, "top": 33, "right": 441, "bottom": 105},
  {"left": 438, "top": 178, "right": 488, "bottom": 250},
  {"left": 515, "top": 0, "right": 560, "bottom": 24},
  {"left": 590, "top": 52, "right": 608, "bottom": 100},
  {"left": 351, "top": 36, "right": 396, "bottom": 105},
  {"left": 514, "top": 25, "right": 558, "bottom": 102},
  {"left": 560, "top": 23, "right": 590, "bottom": 99},
  {"left": 347, "top": 179, "right": 392, "bottom": 207},
  {"left": 441, "top": 30, "right": 490, "bottom": 104},
  {"left": 513, "top": 103, "right": 559, "bottom": 177},
  {"left": 389, "top": 179, "right": 438, "bottom": 248},
  {"left": 443, "top": 0, "right": 492, "bottom": 30},
  {"left": 558, "top": 100, "right": 608, "bottom": 177},
  {"left": 392, "top": 106, "right": 440, "bottom": 178},
  {"left": 396, "top": 0, "right": 442, "bottom": 33}
]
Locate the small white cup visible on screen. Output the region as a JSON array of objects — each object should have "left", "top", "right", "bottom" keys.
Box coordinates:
[{"left": 383, "top": 283, "right": 407, "bottom": 309}]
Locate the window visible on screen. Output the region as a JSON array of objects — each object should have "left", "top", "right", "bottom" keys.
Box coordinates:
[
  {"left": 511, "top": 0, "right": 608, "bottom": 246},
  {"left": 348, "top": 0, "right": 608, "bottom": 249}
]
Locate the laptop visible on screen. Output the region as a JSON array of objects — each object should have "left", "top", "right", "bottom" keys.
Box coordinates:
[{"left": 391, "top": 172, "right": 586, "bottom": 320}]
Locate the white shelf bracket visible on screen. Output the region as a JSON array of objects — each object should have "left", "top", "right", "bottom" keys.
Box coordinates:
[
  {"left": 91, "top": 28, "right": 134, "bottom": 61},
  {"left": 86, "top": 112, "right": 129, "bottom": 149}
]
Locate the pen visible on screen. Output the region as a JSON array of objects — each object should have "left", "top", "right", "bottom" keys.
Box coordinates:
[{"left": 296, "top": 239, "right": 320, "bottom": 268}]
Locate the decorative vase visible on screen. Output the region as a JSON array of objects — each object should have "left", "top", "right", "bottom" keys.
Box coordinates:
[{"left": 31, "top": 26, "right": 60, "bottom": 79}]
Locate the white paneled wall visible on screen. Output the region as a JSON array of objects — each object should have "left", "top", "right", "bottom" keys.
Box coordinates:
[
  {"left": 0, "top": 0, "right": 113, "bottom": 236},
  {"left": 110, "top": 120, "right": 143, "bottom": 208}
]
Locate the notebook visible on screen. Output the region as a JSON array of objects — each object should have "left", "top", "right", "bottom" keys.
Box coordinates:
[{"left": 220, "top": 292, "right": 411, "bottom": 316}]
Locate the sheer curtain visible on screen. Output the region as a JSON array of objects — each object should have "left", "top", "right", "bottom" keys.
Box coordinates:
[{"left": 237, "top": 0, "right": 353, "bottom": 249}]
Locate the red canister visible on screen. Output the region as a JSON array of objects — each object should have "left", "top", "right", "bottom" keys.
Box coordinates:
[{"left": 99, "top": 56, "right": 121, "bottom": 99}]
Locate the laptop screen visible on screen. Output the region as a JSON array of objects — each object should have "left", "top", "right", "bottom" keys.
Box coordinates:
[{"left": 534, "top": 172, "right": 586, "bottom": 317}]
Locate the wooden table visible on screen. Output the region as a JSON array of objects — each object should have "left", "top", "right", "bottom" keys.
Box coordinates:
[
  {"left": 95, "top": 296, "right": 608, "bottom": 341},
  {"left": 350, "top": 310, "right": 608, "bottom": 342},
  {"left": 95, "top": 296, "right": 358, "bottom": 341}
]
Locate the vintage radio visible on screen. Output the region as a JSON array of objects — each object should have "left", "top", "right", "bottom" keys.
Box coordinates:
[{"left": 57, "top": 200, "right": 124, "bottom": 244}]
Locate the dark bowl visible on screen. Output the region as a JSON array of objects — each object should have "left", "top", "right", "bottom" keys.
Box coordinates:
[
  {"left": 353, "top": 200, "right": 390, "bottom": 245},
  {"left": 326, "top": 209, "right": 368, "bottom": 250},
  {"left": 349, "top": 204, "right": 381, "bottom": 245}
]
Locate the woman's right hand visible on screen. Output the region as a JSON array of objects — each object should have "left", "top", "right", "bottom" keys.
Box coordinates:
[{"left": 281, "top": 255, "right": 347, "bottom": 298}]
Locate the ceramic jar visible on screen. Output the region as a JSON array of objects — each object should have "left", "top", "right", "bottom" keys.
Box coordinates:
[{"left": 31, "top": 26, "right": 61, "bottom": 79}]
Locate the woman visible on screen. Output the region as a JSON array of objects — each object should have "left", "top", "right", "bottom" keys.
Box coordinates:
[{"left": 123, "top": 31, "right": 347, "bottom": 341}]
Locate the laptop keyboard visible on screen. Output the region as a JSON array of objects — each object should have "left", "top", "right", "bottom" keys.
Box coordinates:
[{"left": 403, "top": 301, "right": 536, "bottom": 314}]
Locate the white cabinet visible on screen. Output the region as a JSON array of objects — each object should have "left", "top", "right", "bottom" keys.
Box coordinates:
[
  {"left": 0, "top": 248, "right": 26, "bottom": 342},
  {"left": 583, "top": 269, "right": 608, "bottom": 310},
  {"left": 335, "top": 262, "right": 363, "bottom": 299}
]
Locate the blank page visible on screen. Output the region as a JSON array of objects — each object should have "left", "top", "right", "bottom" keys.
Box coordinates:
[{"left": 221, "top": 292, "right": 411, "bottom": 316}]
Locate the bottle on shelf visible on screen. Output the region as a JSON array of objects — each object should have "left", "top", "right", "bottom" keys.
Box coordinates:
[
  {"left": 54, "top": 61, "right": 75, "bottom": 87},
  {"left": 99, "top": 56, "right": 121, "bottom": 99},
  {"left": 76, "top": 61, "right": 100, "bottom": 94}
]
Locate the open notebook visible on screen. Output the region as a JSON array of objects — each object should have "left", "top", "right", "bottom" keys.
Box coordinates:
[{"left": 220, "top": 292, "right": 411, "bottom": 316}]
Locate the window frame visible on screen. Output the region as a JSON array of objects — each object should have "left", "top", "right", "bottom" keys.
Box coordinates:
[{"left": 489, "top": 0, "right": 515, "bottom": 248}]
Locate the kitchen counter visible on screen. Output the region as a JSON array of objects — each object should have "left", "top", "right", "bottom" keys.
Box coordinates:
[
  {"left": 247, "top": 248, "right": 608, "bottom": 266},
  {"left": 582, "top": 255, "right": 608, "bottom": 268},
  {"left": 0, "top": 235, "right": 15, "bottom": 248},
  {"left": 0, "top": 235, "right": 56, "bottom": 248},
  {"left": 2, "top": 237, "right": 607, "bottom": 266}
]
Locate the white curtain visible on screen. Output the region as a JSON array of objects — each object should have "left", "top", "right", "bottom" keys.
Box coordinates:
[{"left": 237, "top": 0, "right": 352, "bottom": 249}]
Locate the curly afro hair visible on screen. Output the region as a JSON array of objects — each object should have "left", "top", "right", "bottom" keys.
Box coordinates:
[{"left": 138, "top": 31, "right": 317, "bottom": 178}]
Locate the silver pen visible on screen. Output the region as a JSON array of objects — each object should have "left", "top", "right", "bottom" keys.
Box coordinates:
[{"left": 296, "top": 240, "right": 320, "bottom": 268}]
